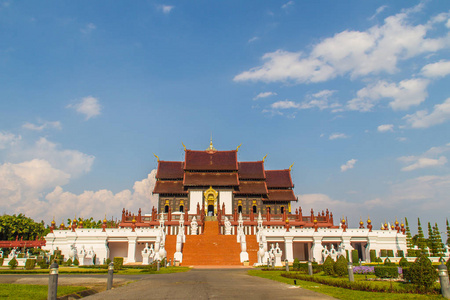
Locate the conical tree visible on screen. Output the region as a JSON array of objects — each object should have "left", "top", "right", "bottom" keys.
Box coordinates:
[
  {"left": 446, "top": 219, "right": 450, "bottom": 245},
  {"left": 427, "top": 222, "right": 436, "bottom": 255},
  {"left": 405, "top": 217, "right": 414, "bottom": 256},
  {"left": 433, "top": 223, "right": 444, "bottom": 257},
  {"left": 417, "top": 218, "right": 427, "bottom": 255}
]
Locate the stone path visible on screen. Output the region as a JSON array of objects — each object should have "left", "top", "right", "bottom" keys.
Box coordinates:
[{"left": 85, "top": 268, "right": 337, "bottom": 300}]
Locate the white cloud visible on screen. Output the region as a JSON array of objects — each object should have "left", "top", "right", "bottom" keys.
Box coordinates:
[
  {"left": 234, "top": 5, "right": 448, "bottom": 84},
  {"left": 159, "top": 5, "right": 174, "bottom": 14},
  {"left": 253, "top": 91, "right": 277, "bottom": 100},
  {"left": 403, "top": 97, "right": 450, "bottom": 128},
  {"left": 22, "top": 120, "right": 61, "bottom": 131},
  {"left": 377, "top": 124, "right": 394, "bottom": 132},
  {"left": 248, "top": 37, "right": 259, "bottom": 43},
  {"left": 397, "top": 137, "right": 407, "bottom": 142},
  {"left": 67, "top": 96, "right": 101, "bottom": 120},
  {"left": 0, "top": 132, "right": 21, "bottom": 149},
  {"left": 329, "top": 133, "right": 348, "bottom": 140},
  {"left": 369, "top": 5, "right": 388, "bottom": 20},
  {"left": 398, "top": 143, "right": 450, "bottom": 171},
  {"left": 421, "top": 60, "right": 450, "bottom": 78},
  {"left": 80, "top": 23, "right": 96, "bottom": 34},
  {"left": 270, "top": 90, "right": 340, "bottom": 112},
  {"left": 271, "top": 100, "right": 298, "bottom": 109},
  {"left": 341, "top": 159, "right": 357, "bottom": 172},
  {"left": 281, "top": 1, "right": 294, "bottom": 9},
  {"left": 347, "top": 78, "right": 429, "bottom": 112}
]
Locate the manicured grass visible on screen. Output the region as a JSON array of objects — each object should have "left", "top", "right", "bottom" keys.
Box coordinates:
[
  {"left": 119, "top": 266, "right": 191, "bottom": 274},
  {"left": 0, "top": 283, "right": 88, "bottom": 300},
  {"left": 248, "top": 270, "right": 442, "bottom": 299},
  {"left": 0, "top": 266, "right": 190, "bottom": 275}
]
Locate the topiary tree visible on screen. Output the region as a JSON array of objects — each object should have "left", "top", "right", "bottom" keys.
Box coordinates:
[
  {"left": 322, "top": 255, "right": 335, "bottom": 276},
  {"left": 446, "top": 219, "right": 450, "bottom": 246},
  {"left": 66, "top": 258, "right": 72, "bottom": 266},
  {"left": 8, "top": 257, "right": 18, "bottom": 270},
  {"left": 351, "top": 250, "right": 359, "bottom": 264},
  {"left": 334, "top": 255, "right": 348, "bottom": 277},
  {"left": 399, "top": 257, "right": 409, "bottom": 267},
  {"left": 369, "top": 249, "right": 376, "bottom": 262},
  {"left": 405, "top": 217, "right": 414, "bottom": 256},
  {"left": 417, "top": 218, "right": 427, "bottom": 255},
  {"left": 409, "top": 254, "right": 438, "bottom": 292},
  {"left": 292, "top": 258, "right": 300, "bottom": 271},
  {"left": 433, "top": 223, "right": 444, "bottom": 257},
  {"left": 73, "top": 258, "right": 79, "bottom": 266}
]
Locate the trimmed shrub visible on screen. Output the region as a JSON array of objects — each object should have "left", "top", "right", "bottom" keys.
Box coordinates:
[
  {"left": 369, "top": 250, "right": 376, "bottom": 262},
  {"left": 293, "top": 258, "right": 300, "bottom": 270},
  {"left": 407, "top": 249, "right": 418, "bottom": 257},
  {"left": 8, "top": 257, "right": 18, "bottom": 270},
  {"left": 334, "top": 255, "right": 348, "bottom": 277},
  {"left": 351, "top": 250, "right": 359, "bottom": 264},
  {"left": 106, "top": 258, "right": 111, "bottom": 265},
  {"left": 323, "top": 255, "right": 335, "bottom": 276},
  {"left": 387, "top": 250, "right": 394, "bottom": 257},
  {"left": 38, "top": 260, "right": 49, "bottom": 269},
  {"left": 73, "top": 258, "right": 79, "bottom": 266},
  {"left": 113, "top": 257, "right": 123, "bottom": 271},
  {"left": 25, "top": 259, "right": 36, "bottom": 270},
  {"left": 380, "top": 249, "right": 387, "bottom": 257},
  {"left": 384, "top": 257, "right": 395, "bottom": 266},
  {"left": 375, "top": 257, "right": 383, "bottom": 263},
  {"left": 408, "top": 254, "right": 438, "bottom": 292},
  {"left": 66, "top": 258, "right": 72, "bottom": 266},
  {"left": 397, "top": 250, "right": 404, "bottom": 257},
  {"left": 374, "top": 266, "right": 399, "bottom": 278},
  {"left": 0, "top": 258, "right": 3, "bottom": 266},
  {"left": 399, "top": 257, "right": 409, "bottom": 267},
  {"left": 345, "top": 250, "right": 349, "bottom": 260}
]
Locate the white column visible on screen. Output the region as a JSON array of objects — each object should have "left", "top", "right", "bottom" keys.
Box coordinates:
[
  {"left": 284, "top": 236, "right": 294, "bottom": 262},
  {"left": 311, "top": 236, "right": 323, "bottom": 263},
  {"left": 342, "top": 236, "right": 354, "bottom": 262},
  {"left": 127, "top": 237, "right": 137, "bottom": 263}
]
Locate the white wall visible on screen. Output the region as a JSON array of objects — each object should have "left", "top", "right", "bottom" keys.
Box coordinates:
[
  {"left": 189, "top": 190, "right": 203, "bottom": 214},
  {"left": 220, "top": 190, "right": 232, "bottom": 215}
]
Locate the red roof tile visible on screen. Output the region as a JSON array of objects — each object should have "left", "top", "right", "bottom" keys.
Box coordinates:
[
  {"left": 265, "top": 170, "right": 294, "bottom": 188},
  {"left": 184, "top": 150, "right": 238, "bottom": 171},
  {"left": 238, "top": 161, "right": 265, "bottom": 180},
  {"left": 183, "top": 172, "right": 239, "bottom": 186},
  {"left": 156, "top": 161, "right": 184, "bottom": 179},
  {"left": 235, "top": 181, "right": 268, "bottom": 195},
  {"left": 153, "top": 181, "right": 187, "bottom": 194},
  {"left": 266, "top": 189, "right": 297, "bottom": 202}
]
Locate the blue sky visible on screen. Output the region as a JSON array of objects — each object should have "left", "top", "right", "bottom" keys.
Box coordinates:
[{"left": 0, "top": 1, "right": 449, "bottom": 232}]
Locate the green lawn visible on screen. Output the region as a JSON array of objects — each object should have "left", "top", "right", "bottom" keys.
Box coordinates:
[
  {"left": 248, "top": 270, "right": 442, "bottom": 300},
  {"left": 0, "top": 266, "right": 191, "bottom": 275},
  {"left": 0, "top": 284, "right": 88, "bottom": 300}
]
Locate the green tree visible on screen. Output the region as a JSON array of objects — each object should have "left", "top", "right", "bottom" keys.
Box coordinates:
[
  {"left": 334, "top": 255, "right": 348, "bottom": 277},
  {"left": 417, "top": 218, "right": 427, "bottom": 255},
  {"left": 433, "top": 223, "right": 444, "bottom": 257},
  {"left": 427, "top": 222, "right": 435, "bottom": 254},
  {"left": 409, "top": 254, "right": 438, "bottom": 292},
  {"left": 0, "top": 214, "right": 46, "bottom": 241},
  {"left": 446, "top": 219, "right": 450, "bottom": 245},
  {"left": 323, "top": 255, "right": 335, "bottom": 275}
]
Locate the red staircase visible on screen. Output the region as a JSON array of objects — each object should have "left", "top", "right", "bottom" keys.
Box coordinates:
[
  {"left": 246, "top": 234, "right": 259, "bottom": 265},
  {"left": 165, "top": 235, "right": 177, "bottom": 263},
  {"left": 181, "top": 221, "right": 242, "bottom": 266}
]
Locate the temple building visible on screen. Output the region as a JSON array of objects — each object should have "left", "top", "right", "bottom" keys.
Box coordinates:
[{"left": 153, "top": 140, "right": 297, "bottom": 217}]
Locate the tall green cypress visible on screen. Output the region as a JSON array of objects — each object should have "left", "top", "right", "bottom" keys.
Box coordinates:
[
  {"left": 405, "top": 217, "right": 414, "bottom": 255},
  {"left": 427, "top": 222, "right": 436, "bottom": 255},
  {"left": 417, "top": 218, "right": 427, "bottom": 255},
  {"left": 433, "top": 223, "right": 444, "bottom": 257},
  {"left": 446, "top": 219, "right": 450, "bottom": 245}
]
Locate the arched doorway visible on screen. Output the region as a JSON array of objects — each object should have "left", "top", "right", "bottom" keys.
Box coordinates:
[
  {"left": 208, "top": 205, "right": 214, "bottom": 216},
  {"left": 204, "top": 186, "right": 218, "bottom": 216}
]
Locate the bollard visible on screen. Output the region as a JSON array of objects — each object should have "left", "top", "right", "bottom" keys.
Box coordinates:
[
  {"left": 48, "top": 262, "right": 58, "bottom": 300},
  {"left": 157, "top": 260, "right": 160, "bottom": 271},
  {"left": 107, "top": 262, "right": 114, "bottom": 290},
  {"left": 308, "top": 261, "right": 313, "bottom": 276},
  {"left": 438, "top": 263, "right": 450, "bottom": 299},
  {"left": 267, "top": 258, "right": 270, "bottom": 269},
  {"left": 347, "top": 262, "right": 354, "bottom": 282},
  {"left": 169, "top": 258, "right": 172, "bottom": 267},
  {"left": 285, "top": 259, "right": 289, "bottom": 272}
]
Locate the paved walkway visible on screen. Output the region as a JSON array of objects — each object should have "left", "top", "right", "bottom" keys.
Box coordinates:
[{"left": 85, "top": 268, "right": 337, "bottom": 300}]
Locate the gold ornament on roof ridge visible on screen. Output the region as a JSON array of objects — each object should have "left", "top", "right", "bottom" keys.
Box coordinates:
[
  {"left": 181, "top": 141, "right": 187, "bottom": 151},
  {"left": 262, "top": 154, "right": 267, "bottom": 162},
  {"left": 153, "top": 153, "right": 160, "bottom": 162},
  {"left": 289, "top": 162, "right": 294, "bottom": 171},
  {"left": 236, "top": 143, "right": 242, "bottom": 152}
]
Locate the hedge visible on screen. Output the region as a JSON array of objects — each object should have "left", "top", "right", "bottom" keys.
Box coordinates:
[
  {"left": 292, "top": 262, "right": 322, "bottom": 274},
  {"left": 25, "top": 259, "right": 36, "bottom": 270},
  {"left": 369, "top": 250, "right": 376, "bottom": 262},
  {"left": 351, "top": 250, "right": 359, "bottom": 264},
  {"left": 380, "top": 249, "right": 387, "bottom": 257},
  {"left": 397, "top": 250, "right": 404, "bottom": 257},
  {"left": 373, "top": 266, "right": 399, "bottom": 278},
  {"left": 387, "top": 250, "right": 394, "bottom": 257},
  {"left": 113, "top": 257, "right": 124, "bottom": 271},
  {"left": 0, "top": 258, "right": 3, "bottom": 266}
]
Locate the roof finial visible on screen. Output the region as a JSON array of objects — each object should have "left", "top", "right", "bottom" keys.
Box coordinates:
[
  {"left": 206, "top": 133, "right": 216, "bottom": 151},
  {"left": 236, "top": 143, "right": 242, "bottom": 152},
  {"left": 153, "top": 153, "right": 160, "bottom": 162},
  {"left": 289, "top": 162, "right": 294, "bottom": 171},
  {"left": 181, "top": 141, "right": 186, "bottom": 151},
  {"left": 262, "top": 154, "right": 267, "bottom": 162}
]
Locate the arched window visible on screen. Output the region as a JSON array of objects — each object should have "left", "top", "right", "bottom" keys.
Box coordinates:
[
  {"left": 179, "top": 205, "right": 184, "bottom": 213},
  {"left": 280, "top": 206, "right": 284, "bottom": 214},
  {"left": 253, "top": 205, "right": 257, "bottom": 213},
  {"left": 238, "top": 205, "right": 243, "bottom": 213},
  {"left": 164, "top": 205, "right": 169, "bottom": 213}
]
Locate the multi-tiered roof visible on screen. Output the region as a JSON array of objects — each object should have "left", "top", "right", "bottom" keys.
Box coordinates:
[{"left": 153, "top": 143, "right": 297, "bottom": 203}]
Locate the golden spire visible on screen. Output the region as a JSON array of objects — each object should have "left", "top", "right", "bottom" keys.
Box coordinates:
[
  {"left": 289, "top": 162, "right": 294, "bottom": 171},
  {"left": 262, "top": 154, "right": 267, "bottom": 162},
  {"left": 153, "top": 153, "right": 160, "bottom": 162},
  {"left": 206, "top": 134, "right": 216, "bottom": 151},
  {"left": 236, "top": 143, "right": 242, "bottom": 152},
  {"left": 181, "top": 141, "right": 186, "bottom": 151}
]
